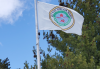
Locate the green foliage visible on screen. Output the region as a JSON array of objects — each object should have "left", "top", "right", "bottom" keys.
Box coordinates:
[
  {"left": 41, "top": 0, "right": 100, "bottom": 69},
  {"left": 23, "top": 61, "right": 36, "bottom": 69},
  {"left": 23, "top": 0, "right": 100, "bottom": 69},
  {"left": 24, "top": 61, "right": 29, "bottom": 69},
  {"left": 0, "top": 57, "right": 11, "bottom": 69},
  {"left": 40, "top": 46, "right": 95, "bottom": 69}
]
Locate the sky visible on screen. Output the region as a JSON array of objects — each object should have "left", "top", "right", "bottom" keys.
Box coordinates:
[{"left": 0, "top": 0, "right": 62, "bottom": 69}]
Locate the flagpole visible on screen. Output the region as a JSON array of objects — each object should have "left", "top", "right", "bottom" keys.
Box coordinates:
[{"left": 34, "top": 0, "right": 41, "bottom": 69}]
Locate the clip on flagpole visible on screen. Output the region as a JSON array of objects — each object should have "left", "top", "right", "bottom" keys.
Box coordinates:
[{"left": 34, "top": 0, "right": 41, "bottom": 69}]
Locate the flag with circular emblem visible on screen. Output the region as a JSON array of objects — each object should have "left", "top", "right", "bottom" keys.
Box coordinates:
[{"left": 37, "top": 1, "right": 84, "bottom": 35}]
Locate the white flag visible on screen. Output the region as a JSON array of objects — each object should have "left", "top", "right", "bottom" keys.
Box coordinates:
[{"left": 37, "top": 1, "right": 84, "bottom": 35}]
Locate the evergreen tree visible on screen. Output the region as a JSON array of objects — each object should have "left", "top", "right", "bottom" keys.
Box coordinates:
[
  {"left": 26, "top": 0, "right": 100, "bottom": 69},
  {"left": 0, "top": 57, "right": 11, "bottom": 69},
  {"left": 24, "top": 61, "right": 29, "bottom": 69},
  {"left": 43, "top": 46, "right": 95, "bottom": 69},
  {"left": 32, "top": 45, "right": 95, "bottom": 69},
  {"left": 23, "top": 61, "right": 35, "bottom": 69},
  {"left": 42, "top": 0, "right": 100, "bottom": 68}
]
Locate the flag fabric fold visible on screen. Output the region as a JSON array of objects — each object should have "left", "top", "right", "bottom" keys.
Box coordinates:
[{"left": 37, "top": 1, "right": 84, "bottom": 35}]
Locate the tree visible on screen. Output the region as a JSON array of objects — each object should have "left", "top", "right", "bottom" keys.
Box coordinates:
[
  {"left": 23, "top": 61, "right": 36, "bottom": 69},
  {"left": 32, "top": 45, "right": 95, "bottom": 69},
  {"left": 25, "top": 0, "right": 100, "bottom": 69},
  {"left": 0, "top": 57, "right": 11, "bottom": 69},
  {"left": 42, "top": 0, "right": 100, "bottom": 68},
  {"left": 24, "top": 61, "right": 29, "bottom": 69},
  {"left": 45, "top": 46, "right": 95, "bottom": 69}
]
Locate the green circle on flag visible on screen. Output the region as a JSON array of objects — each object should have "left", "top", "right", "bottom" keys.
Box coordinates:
[
  {"left": 53, "top": 10, "right": 71, "bottom": 26},
  {"left": 49, "top": 6, "right": 75, "bottom": 31}
]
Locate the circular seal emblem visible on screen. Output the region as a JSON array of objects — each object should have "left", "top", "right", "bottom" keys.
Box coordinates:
[{"left": 49, "top": 6, "right": 75, "bottom": 31}]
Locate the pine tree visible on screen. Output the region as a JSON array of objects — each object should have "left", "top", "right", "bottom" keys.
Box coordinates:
[
  {"left": 24, "top": 61, "right": 29, "bottom": 69},
  {"left": 43, "top": 0, "right": 100, "bottom": 68},
  {"left": 23, "top": 61, "right": 35, "bottom": 69},
  {"left": 30, "top": 0, "right": 100, "bottom": 69},
  {"left": 0, "top": 57, "right": 11, "bottom": 69},
  {"left": 32, "top": 45, "right": 95, "bottom": 69}
]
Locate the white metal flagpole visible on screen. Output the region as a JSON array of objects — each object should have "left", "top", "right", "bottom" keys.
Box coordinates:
[{"left": 34, "top": 0, "right": 41, "bottom": 69}]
